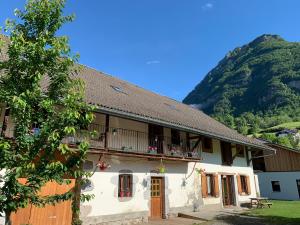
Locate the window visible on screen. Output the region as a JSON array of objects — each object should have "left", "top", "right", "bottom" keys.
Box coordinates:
[
  {"left": 240, "top": 176, "right": 248, "bottom": 193},
  {"left": 118, "top": 174, "right": 133, "bottom": 197},
  {"left": 271, "top": 181, "right": 281, "bottom": 192},
  {"left": 202, "top": 137, "right": 213, "bottom": 153},
  {"left": 237, "top": 175, "right": 251, "bottom": 195},
  {"left": 111, "top": 85, "right": 127, "bottom": 95},
  {"left": 171, "top": 129, "right": 180, "bottom": 146},
  {"left": 206, "top": 174, "right": 214, "bottom": 196},
  {"left": 236, "top": 145, "right": 245, "bottom": 157},
  {"left": 202, "top": 173, "right": 219, "bottom": 198}
]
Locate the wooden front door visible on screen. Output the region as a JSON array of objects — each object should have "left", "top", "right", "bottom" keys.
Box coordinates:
[
  {"left": 11, "top": 179, "right": 75, "bottom": 225},
  {"left": 221, "top": 175, "right": 235, "bottom": 206},
  {"left": 151, "top": 177, "right": 164, "bottom": 218}
]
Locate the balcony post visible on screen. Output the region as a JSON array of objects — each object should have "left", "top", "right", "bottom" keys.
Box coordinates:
[
  {"left": 186, "top": 132, "right": 190, "bottom": 152},
  {"left": 104, "top": 114, "right": 109, "bottom": 150}
]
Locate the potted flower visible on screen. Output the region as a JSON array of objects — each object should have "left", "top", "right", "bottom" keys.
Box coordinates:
[
  {"left": 97, "top": 161, "right": 111, "bottom": 171},
  {"left": 148, "top": 146, "right": 157, "bottom": 154}
]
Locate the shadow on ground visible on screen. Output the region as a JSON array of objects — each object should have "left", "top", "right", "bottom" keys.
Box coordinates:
[{"left": 197, "top": 215, "right": 300, "bottom": 225}]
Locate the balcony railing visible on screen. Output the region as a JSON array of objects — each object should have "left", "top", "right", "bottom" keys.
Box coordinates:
[
  {"left": 63, "top": 124, "right": 201, "bottom": 159},
  {"left": 1, "top": 123, "right": 201, "bottom": 159}
]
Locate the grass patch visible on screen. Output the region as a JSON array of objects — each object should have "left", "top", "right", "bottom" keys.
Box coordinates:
[
  {"left": 264, "top": 122, "right": 300, "bottom": 132},
  {"left": 244, "top": 200, "right": 300, "bottom": 224}
]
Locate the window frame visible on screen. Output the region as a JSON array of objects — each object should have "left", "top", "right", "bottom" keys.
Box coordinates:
[
  {"left": 118, "top": 174, "right": 133, "bottom": 198},
  {"left": 202, "top": 137, "right": 213, "bottom": 153},
  {"left": 206, "top": 174, "right": 215, "bottom": 197},
  {"left": 240, "top": 175, "right": 248, "bottom": 194},
  {"left": 271, "top": 181, "right": 281, "bottom": 192}
]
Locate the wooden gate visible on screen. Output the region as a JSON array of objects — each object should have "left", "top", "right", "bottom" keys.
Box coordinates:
[{"left": 11, "top": 179, "right": 75, "bottom": 225}]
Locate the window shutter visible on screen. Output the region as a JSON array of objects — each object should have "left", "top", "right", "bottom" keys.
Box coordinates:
[
  {"left": 213, "top": 174, "right": 219, "bottom": 198},
  {"left": 201, "top": 173, "right": 208, "bottom": 198},
  {"left": 237, "top": 175, "right": 242, "bottom": 195},
  {"left": 246, "top": 176, "right": 251, "bottom": 195}
]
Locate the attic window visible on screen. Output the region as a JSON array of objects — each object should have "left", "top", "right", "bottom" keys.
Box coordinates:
[
  {"left": 111, "top": 85, "right": 127, "bottom": 95},
  {"left": 164, "top": 103, "right": 177, "bottom": 111}
]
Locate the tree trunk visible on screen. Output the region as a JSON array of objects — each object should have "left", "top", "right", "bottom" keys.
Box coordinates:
[
  {"left": 71, "top": 177, "right": 82, "bottom": 225},
  {"left": 5, "top": 210, "right": 11, "bottom": 225}
]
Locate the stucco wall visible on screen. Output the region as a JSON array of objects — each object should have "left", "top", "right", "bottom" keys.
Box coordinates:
[
  {"left": 200, "top": 139, "right": 257, "bottom": 205},
  {"left": 257, "top": 171, "right": 300, "bottom": 200},
  {"left": 81, "top": 143, "right": 257, "bottom": 224},
  {"left": 80, "top": 154, "right": 201, "bottom": 223}
]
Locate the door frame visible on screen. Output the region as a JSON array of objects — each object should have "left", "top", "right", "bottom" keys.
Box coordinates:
[
  {"left": 150, "top": 176, "right": 166, "bottom": 219},
  {"left": 221, "top": 174, "right": 236, "bottom": 207},
  {"left": 296, "top": 179, "right": 300, "bottom": 199}
]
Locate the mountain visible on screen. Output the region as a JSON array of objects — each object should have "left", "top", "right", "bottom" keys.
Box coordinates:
[{"left": 183, "top": 34, "right": 300, "bottom": 149}]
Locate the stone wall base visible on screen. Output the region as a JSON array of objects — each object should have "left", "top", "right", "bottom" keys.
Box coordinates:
[{"left": 81, "top": 211, "right": 148, "bottom": 225}]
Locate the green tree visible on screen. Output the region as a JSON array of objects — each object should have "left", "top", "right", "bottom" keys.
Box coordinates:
[
  {"left": 0, "top": 1, "right": 94, "bottom": 224},
  {"left": 235, "top": 117, "right": 248, "bottom": 135}
]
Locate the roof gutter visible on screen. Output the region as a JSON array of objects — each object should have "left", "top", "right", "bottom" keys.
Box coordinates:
[{"left": 94, "top": 106, "right": 275, "bottom": 152}]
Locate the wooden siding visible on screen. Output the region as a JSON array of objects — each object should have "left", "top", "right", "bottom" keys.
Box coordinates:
[{"left": 264, "top": 145, "right": 300, "bottom": 172}]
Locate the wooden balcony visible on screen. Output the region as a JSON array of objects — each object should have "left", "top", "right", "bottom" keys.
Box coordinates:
[{"left": 62, "top": 124, "right": 201, "bottom": 161}]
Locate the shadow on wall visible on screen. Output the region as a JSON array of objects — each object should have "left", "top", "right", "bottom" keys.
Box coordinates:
[{"left": 86, "top": 155, "right": 190, "bottom": 174}]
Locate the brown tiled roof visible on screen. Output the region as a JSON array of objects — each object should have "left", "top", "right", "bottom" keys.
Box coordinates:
[
  {"left": 0, "top": 34, "right": 274, "bottom": 151},
  {"left": 76, "top": 66, "right": 273, "bottom": 151}
]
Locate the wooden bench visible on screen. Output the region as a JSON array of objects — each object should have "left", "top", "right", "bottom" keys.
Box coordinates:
[
  {"left": 261, "top": 202, "right": 273, "bottom": 208},
  {"left": 250, "top": 197, "right": 272, "bottom": 208}
]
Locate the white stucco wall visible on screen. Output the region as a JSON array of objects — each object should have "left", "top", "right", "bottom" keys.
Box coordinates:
[
  {"left": 257, "top": 171, "right": 300, "bottom": 200},
  {"left": 199, "top": 139, "right": 257, "bottom": 205},
  {"left": 80, "top": 154, "right": 200, "bottom": 219},
  {"left": 81, "top": 141, "right": 258, "bottom": 222}
]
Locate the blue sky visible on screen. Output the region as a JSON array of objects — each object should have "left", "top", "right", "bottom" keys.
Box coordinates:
[{"left": 1, "top": 0, "right": 300, "bottom": 101}]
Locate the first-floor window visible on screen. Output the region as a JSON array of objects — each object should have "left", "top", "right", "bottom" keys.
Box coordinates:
[
  {"left": 118, "top": 174, "right": 133, "bottom": 197},
  {"left": 271, "top": 181, "right": 281, "bottom": 192},
  {"left": 206, "top": 174, "right": 214, "bottom": 196},
  {"left": 240, "top": 175, "right": 248, "bottom": 193}
]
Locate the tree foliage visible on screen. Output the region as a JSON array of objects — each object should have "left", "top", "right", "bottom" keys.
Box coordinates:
[{"left": 0, "top": 0, "right": 94, "bottom": 224}]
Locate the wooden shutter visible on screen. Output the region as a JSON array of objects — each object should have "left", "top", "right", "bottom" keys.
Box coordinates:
[
  {"left": 213, "top": 174, "right": 219, "bottom": 197},
  {"left": 246, "top": 176, "right": 251, "bottom": 195},
  {"left": 237, "top": 175, "right": 242, "bottom": 195},
  {"left": 201, "top": 173, "right": 208, "bottom": 198}
]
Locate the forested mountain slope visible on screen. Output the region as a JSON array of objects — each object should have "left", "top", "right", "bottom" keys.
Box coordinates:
[{"left": 183, "top": 34, "right": 300, "bottom": 149}]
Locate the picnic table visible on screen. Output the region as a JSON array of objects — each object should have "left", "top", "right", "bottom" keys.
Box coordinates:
[{"left": 250, "top": 197, "right": 273, "bottom": 208}]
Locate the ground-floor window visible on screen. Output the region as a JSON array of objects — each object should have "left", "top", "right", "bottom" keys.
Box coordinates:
[
  {"left": 202, "top": 173, "right": 219, "bottom": 198},
  {"left": 206, "top": 174, "right": 214, "bottom": 196},
  {"left": 118, "top": 174, "right": 133, "bottom": 197},
  {"left": 271, "top": 181, "right": 281, "bottom": 192},
  {"left": 240, "top": 175, "right": 248, "bottom": 193},
  {"left": 237, "top": 175, "right": 251, "bottom": 195}
]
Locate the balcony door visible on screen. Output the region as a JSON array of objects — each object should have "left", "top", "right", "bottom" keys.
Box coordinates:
[
  {"left": 221, "top": 141, "right": 233, "bottom": 165},
  {"left": 148, "top": 124, "right": 164, "bottom": 154}
]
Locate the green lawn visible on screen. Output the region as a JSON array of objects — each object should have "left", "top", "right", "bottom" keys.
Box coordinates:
[{"left": 245, "top": 200, "right": 300, "bottom": 225}]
